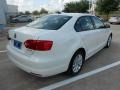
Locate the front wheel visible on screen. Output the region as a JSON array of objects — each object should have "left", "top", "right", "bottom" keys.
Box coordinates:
[
  {"left": 67, "top": 51, "right": 84, "bottom": 76},
  {"left": 105, "top": 35, "right": 112, "bottom": 48}
]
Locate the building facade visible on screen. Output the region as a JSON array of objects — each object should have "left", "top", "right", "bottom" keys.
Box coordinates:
[
  {"left": 0, "top": 0, "right": 18, "bottom": 29},
  {"left": 0, "top": 0, "right": 7, "bottom": 26},
  {"left": 6, "top": 5, "right": 18, "bottom": 21}
]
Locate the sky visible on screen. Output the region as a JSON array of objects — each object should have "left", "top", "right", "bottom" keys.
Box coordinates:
[{"left": 6, "top": 0, "right": 80, "bottom": 12}]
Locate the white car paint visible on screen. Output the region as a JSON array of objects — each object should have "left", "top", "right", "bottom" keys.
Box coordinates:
[{"left": 7, "top": 13, "right": 112, "bottom": 77}]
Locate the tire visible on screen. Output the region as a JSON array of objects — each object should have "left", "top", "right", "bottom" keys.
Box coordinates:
[
  {"left": 67, "top": 51, "right": 84, "bottom": 76},
  {"left": 105, "top": 35, "right": 112, "bottom": 48}
]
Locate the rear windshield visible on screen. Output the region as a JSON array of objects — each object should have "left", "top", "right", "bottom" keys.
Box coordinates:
[{"left": 27, "top": 15, "right": 72, "bottom": 30}]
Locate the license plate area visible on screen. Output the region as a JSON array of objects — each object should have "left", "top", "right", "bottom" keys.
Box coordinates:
[{"left": 14, "top": 40, "right": 22, "bottom": 49}]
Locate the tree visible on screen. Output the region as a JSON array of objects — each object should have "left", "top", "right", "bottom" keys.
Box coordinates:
[
  {"left": 25, "top": 11, "right": 31, "bottom": 15},
  {"left": 32, "top": 10, "right": 40, "bottom": 15},
  {"left": 63, "top": 0, "right": 89, "bottom": 13},
  {"left": 40, "top": 8, "right": 48, "bottom": 14},
  {"left": 96, "top": 0, "right": 120, "bottom": 20}
]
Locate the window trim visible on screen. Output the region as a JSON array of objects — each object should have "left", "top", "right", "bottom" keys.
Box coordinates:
[{"left": 74, "top": 16, "right": 95, "bottom": 32}]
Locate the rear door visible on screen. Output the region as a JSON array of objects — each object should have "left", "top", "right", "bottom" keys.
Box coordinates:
[
  {"left": 74, "top": 16, "right": 99, "bottom": 57},
  {"left": 91, "top": 16, "right": 108, "bottom": 47}
]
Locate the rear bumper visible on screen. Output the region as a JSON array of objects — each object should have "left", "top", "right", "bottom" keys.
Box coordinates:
[{"left": 7, "top": 45, "right": 68, "bottom": 77}]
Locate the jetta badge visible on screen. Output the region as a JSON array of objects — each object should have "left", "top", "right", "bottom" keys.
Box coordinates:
[{"left": 14, "top": 33, "right": 17, "bottom": 38}]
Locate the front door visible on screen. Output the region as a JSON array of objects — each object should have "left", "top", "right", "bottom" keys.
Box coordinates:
[{"left": 91, "top": 16, "right": 109, "bottom": 47}]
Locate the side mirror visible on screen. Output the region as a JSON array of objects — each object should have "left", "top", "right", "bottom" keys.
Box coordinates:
[{"left": 104, "top": 22, "right": 110, "bottom": 28}]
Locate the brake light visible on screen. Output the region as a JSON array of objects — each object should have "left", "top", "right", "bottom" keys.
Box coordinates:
[{"left": 24, "top": 40, "right": 53, "bottom": 51}]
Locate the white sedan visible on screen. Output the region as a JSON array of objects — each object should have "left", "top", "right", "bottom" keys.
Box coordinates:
[
  {"left": 12, "top": 15, "right": 34, "bottom": 23},
  {"left": 109, "top": 16, "right": 120, "bottom": 24},
  {"left": 7, "top": 13, "right": 112, "bottom": 77}
]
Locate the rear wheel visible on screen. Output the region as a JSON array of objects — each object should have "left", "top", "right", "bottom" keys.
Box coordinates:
[
  {"left": 105, "top": 35, "right": 112, "bottom": 48},
  {"left": 67, "top": 51, "right": 84, "bottom": 76}
]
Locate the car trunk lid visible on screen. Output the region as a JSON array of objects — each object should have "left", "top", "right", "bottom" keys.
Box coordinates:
[{"left": 9, "top": 26, "right": 54, "bottom": 54}]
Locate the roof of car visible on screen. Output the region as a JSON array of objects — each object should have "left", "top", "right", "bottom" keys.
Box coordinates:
[{"left": 52, "top": 13, "right": 94, "bottom": 17}]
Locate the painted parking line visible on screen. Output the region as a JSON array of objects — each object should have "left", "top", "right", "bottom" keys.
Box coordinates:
[
  {"left": 39, "top": 60, "right": 120, "bottom": 90},
  {"left": 0, "top": 50, "right": 7, "bottom": 53}
]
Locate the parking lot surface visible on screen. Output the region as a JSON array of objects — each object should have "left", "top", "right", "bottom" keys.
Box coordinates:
[{"left": 0, "top": 25, "right": 120, "bottom": 90}]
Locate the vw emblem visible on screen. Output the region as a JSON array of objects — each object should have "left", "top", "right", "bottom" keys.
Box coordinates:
[{"left": 14, "top": 33, "right": 17, "bottom": 38}]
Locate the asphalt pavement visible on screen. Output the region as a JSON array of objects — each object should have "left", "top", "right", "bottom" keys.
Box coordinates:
[{"left": 0, "top": 24, "right": 120, "bottom": 90}]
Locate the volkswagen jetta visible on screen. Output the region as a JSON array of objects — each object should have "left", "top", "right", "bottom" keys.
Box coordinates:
[{"left": 7, "top": 13, "right": 112, "bottom": 77}]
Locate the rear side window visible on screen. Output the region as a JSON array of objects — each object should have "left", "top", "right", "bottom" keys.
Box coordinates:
[
  {"left": 75, "top": 16, "right": 94, "bottom": 32},
  {"left": 74, "top": 18, "right": 82, "bottom": 32},
  {"left": 27, "top": 15, "right": 72, "bottom": 30},
  {"left": 92, "top": 16, "right": 105, "bottom": 29}
]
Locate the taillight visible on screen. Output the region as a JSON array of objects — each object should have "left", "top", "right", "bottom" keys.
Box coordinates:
[{"left": 24, "top": 40, "right": 53, "bottom": 51}]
